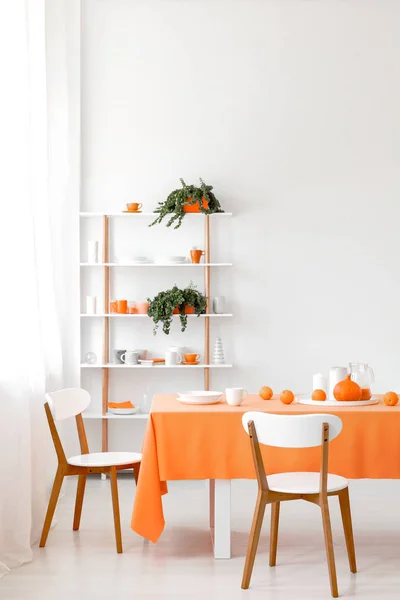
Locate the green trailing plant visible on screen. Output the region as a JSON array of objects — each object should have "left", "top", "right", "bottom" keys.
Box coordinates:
[
  {"left": 147, "top": 282, "right": 207, "bottom": 335},
  {"left": 149, "top": 178, "right": 224, "bottom": 229}
]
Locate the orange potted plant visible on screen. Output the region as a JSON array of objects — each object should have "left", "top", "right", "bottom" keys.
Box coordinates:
[
  {"left": 148, "top": 283, "right": 206, "bottom": 334},
  {"left": 150, "top": 178, "right": 224, "bottom": 229}
]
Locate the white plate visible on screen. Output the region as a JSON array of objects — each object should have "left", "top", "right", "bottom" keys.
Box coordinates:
[
  {"left": 108, "top": 407, "right": 138, "bottom": 415},
  {"left": 177, "top": 396, "right": 222, "bottom": 405},
  {"left": 156, "top": 256, "right": 187, "bottom": 264},
  {"left": 138, "top": 359, "right": 154, "bottom": 366},
  {"left": 177, "top": 390, "right": 223, "bottom": 405},
  {"left": 296, "top": 394, "right": 380, "bottom": 407}
]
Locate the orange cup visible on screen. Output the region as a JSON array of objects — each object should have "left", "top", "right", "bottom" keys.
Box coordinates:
[
  {"left": 184, "top": 353, "right": 200, "bottom": 363},
  {"left": 117, "top": 299, "right": 128, "bottom": 314},
  {"left": 190, "top": 249, "right": 204, "bottom": 264},
  {"left": 126, "top": 202, "right": 143, "bottom": 212},
  {"left": 110, "top": 301, "right": 117, "bottom": 313}
]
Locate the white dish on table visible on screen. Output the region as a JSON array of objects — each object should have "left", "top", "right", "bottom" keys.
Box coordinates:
[
  {"left": 177, "top": 390, "right": 223, "bottom": 405},
  {"left": 296, "top": 394, "right": 380, "bottom": 407},
  {"left": 108, "top": 407, "right": 138, "bottom": 415}
]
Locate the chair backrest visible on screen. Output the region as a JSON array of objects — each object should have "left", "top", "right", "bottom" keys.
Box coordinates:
[
  {"left": 45, "top": 388, "right": 91, "bottom": 421},
  {"left": 44, "top": 388, "right": 91, "bottom": 464},
  {"left": 242, "top": 412, "right": 342, "bottom": 448}
]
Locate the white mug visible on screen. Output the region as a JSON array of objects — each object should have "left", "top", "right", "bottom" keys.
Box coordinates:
[
  {"left": 165, "top": 350, "right": 182, "bottom": 366},
  {"left": 120, "top": 350, "right": 140, "bottom": 365},
  {"left": 226, "top": 387, "right": 248, "bottom": 406},
  {"left": 168, "top": 346, "right": 184, "bottom": 355}
]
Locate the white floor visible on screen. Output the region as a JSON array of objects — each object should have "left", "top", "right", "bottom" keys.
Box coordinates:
[{"left": 1, "top": 477, "right": 400, "bottom": 599}]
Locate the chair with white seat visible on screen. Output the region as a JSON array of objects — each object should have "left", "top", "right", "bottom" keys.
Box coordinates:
[
  {"left": 241, "top": 412, "right": 356, "bottom": 598},
  {"left": 39, "top": 388, "right": 142, "bottom": 553}
]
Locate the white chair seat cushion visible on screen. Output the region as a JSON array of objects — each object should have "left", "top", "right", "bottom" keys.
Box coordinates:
[
  {"left": 267, "top": 471, "right": 348, "bottom": 494},
  {"left": 68, "top": 451, "right": 142, "bottom": 468}
]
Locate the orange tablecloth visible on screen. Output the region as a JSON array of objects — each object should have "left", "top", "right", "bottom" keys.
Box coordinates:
[{"left": 131, "top": 394, "right": 400, "bottom": 543}]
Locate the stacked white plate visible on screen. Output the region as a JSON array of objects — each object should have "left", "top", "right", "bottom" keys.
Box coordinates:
[
  {"left": 177, "top": 390, "right": 223, "bottom": 405},
  {"left": 156, "top": 256, "right": 187, "bottom": 265},
  {"left": 115, "top": 256, "right": 153, "bottom": 264},
  {"left": 131, "top": 256, "right": 153, "bottom": 264}
]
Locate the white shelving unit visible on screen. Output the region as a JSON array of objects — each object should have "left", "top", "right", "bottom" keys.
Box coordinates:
[
  {"left": 80, "top": 212, "right": 232, "bottom": 217},
  {"left": 81, "top": 363, "right": 233, "bottom": 369},
  {"left": 80, "top": 313, "right": 233, "bottom": 318},
  {"left": 80, "top": 262, "right": 232, "bottom": 267},
  {"left": 80, "top": 210, "right": 232, "bottom": 451}
]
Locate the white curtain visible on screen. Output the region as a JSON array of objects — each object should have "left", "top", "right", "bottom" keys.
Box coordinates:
[{"left": 0, "top": 0, "right": 66, "bottom": 577}]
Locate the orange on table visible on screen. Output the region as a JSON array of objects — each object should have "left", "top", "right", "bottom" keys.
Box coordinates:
[
  {"left": 259, "top": 386, "right": 273, "bottom": 400},
  {"left": 383, "top": 392, "right": 398, "bottom": 406},
  {"left": 312, "top": 389, "right": 326, "bottom": 401},
  {"left": 280, "top": 390, "right": 295, "bottom": 405}
]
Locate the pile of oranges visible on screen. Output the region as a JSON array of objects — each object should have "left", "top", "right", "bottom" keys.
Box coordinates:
[
  {"left": 259, "top": 386, "right": 295, "bottom": 405},
  {"left": 258, "top": 387, "right": 398, "bottom": 407}
]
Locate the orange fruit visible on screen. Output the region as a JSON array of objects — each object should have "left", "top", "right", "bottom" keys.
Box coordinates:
[
  {"left": 280, "top": 390, "right": 295, "bottom": 405},
  {"left": 312, "top": 389, "right": 326, "bottom": 401},
  {"left": 259, "top": 386, "right": 273, "bottom": 400},
  {"left": 383, "top": 391, "right": 398, "bottom": 406}
]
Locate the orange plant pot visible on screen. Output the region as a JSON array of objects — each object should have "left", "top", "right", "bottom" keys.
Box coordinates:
[
  {"left": 183, "top": 196, "right": 209, "bottom": 213},
  {"left": 173, "top": 305, "right": 195, "bottom": 314}
]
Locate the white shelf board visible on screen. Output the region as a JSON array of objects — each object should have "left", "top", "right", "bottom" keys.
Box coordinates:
[
  {"left": 80, "top": 313, "right": 233, "bottom": 318},
  {"left": 83, "top": 412, "right": 149, "bottom": 420},
  {"left": 80, "top": 262, "right": 232, "bottom": 267},
  {"left": 79, "top": 212, "right": 232, "bottom": 217},
  {"left": 81, "top": 363, "right": 233, "bottom": 369}
]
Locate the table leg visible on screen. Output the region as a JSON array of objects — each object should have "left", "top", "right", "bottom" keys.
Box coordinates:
[
  {"left": 209, "top": 479, "right": 231, "bottom": 559},
  {"left": 209, "top": 479, "right": 215, "bottom": 528}
]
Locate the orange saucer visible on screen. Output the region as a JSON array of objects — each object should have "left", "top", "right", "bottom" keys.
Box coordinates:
[
  {"left": 123, "top": 210, "right": 142, "bottom": 213},
  {"left": 182, "top": 360, "right": 200, "bottom": 366}
]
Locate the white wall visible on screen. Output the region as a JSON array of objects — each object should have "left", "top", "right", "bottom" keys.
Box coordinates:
[{"left": 78, "top": 0, "right": 400, "bottom": 451}]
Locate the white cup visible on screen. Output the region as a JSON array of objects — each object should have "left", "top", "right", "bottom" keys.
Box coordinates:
[
  {"left": 165, "top": 350, "right": 182, "bottom": 366},
  {"left": 120, "top": 350, "right": 140, "bottom": 365},
  {"left": 87, "top": 241, "right": 99, "bottom": 264},
  {"left": 226, "top": 387, "right": 248, "bottom": 406},
  {"left": 86, "top": 296, "right": 97, "bottom": 314},
  {"left": 168, "top": 346, "right": 184, "bottom": 356}
]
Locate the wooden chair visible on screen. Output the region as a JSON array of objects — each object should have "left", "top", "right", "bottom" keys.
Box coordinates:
[
  {"left": 241, "top": 412, "right": 356, "bottom": 598},
  {"left": 39, "top": 388, "right": 142, "bottom": 553}
]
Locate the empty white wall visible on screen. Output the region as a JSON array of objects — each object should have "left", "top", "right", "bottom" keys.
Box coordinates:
[{"left": 78, "top": 0, "right": 400, "bottom": 450}]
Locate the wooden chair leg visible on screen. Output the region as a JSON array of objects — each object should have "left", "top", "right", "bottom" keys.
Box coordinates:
[
  {"left": 321, "top": 500, "right": 339, "bottom": 598},
  {"left": 133, "top": 462, "right": 140, "bottom": 485},
  {"left": 269, "top": 502, "right": 280, "bottom": 567},
  {"left": 241, "top": 492, "right": 266, "bottom": 589},
  {"left": 73, "top": 474, "right": 87, "bottom": 531},
  {"left": 109, "top": 466, "right": 123, "bottom": 553},
  {"left": 39, "top": 468, "right": 64, "bottom": 547},
  {"left": 338, "top": 487, "right": 357, "bottom": 573}
]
